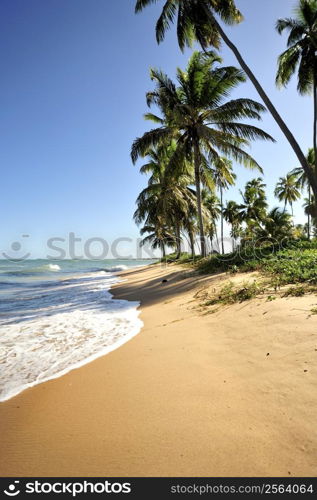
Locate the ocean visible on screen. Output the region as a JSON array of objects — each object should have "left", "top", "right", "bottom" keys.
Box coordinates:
[{"left": 0, "top": 259, "right": 155, "bottom": 402}]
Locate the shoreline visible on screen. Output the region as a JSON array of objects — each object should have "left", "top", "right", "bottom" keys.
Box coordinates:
[
  {"left": 0, "top": 264, "right": 316, "bottom": 476},
  {"left": 0, "top": 268, "right": 143, "bottom": 403}
]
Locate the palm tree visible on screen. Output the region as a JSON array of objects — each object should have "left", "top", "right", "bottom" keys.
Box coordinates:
[
  {"left": 258, "top": 207, "right": 292, "bottom": 242},
  {"left": 134, "top": 144, "right": 197, "bottom": 258},
  {"left": 135, "top": 180, "right": 197, "bottom": 258},
  {"left": 303, "top": 193, "right": 317, "bottom": 234},
  {"left": 202, "top": 190, "right": 221, "bottom": 252},
  {"left": 276, "top": 0, "right": 317, "bottom": 174},
  {"left": 135, "top": 0, "right": 316, "bottom": 199},
  {"left": 223, "top": 200, "right": 241, "bottom": 250},
  {"left": 182, "top": 214, "right": 198, "bottom": 258},
  {"left": 239, "top": 178, "right": 268, "bottom": 239},
  {"left": 131, "top": 52, "right": 273, "bottom": 256},
  {"left": 140, "top": 223, "right": 175, "bottom": 257},
  {"left": 274, "top": 172, "right": 301, "bottom": 217},
  {"left": 291, "top": 148, "right": 315, "bottom": 238},
  {"left": 212, "top": 157, "right": 236, "bottom": 253}
]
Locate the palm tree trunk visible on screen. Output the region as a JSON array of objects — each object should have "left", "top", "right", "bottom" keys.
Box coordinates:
[
  {"left": 208, "top": 12, "right": 317, "bottom": 200},
  {"left": 161, "top": 242, "right": 166, "bottom": 259},
  {"left": 209, "top": 234, "right": 213, "bottom": 252},
  {"left": 313, "top": 74, "right": 317, "bottom": 171},
  {"left": 220, "top": 186, "right": 224, "bottom": 254},
  {"left": 193, "top": 141, "right": 206, "bottom": 257},
  {"left": 308, "top": 185, "right": 311, "bottom": 240},
  {"left": 174, "top": 220, "right": 181, "bottom": 259},
  {"left": 214, "top": 226, "right": 220, "bottom": 253},
  {"left": 313, "top": 74, "right": 317, "bottom": 217},
  {"left": 188, "top": 230, "right": 195, "bottom": 259}
]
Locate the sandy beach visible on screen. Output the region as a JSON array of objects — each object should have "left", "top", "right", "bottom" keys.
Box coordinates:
[{"left": 0, "top": 263, "right": 317, "bottom": 477}]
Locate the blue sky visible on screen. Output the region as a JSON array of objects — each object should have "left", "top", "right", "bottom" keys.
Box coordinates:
[{"left": 0, "top": 0, "right": 313, "bottom": 258}]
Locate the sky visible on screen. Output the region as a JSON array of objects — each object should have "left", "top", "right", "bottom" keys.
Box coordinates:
[{"left": 0, "top": 0, "right": 313, "bottom": 259}]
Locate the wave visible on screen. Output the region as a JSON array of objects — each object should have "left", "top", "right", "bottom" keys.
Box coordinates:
[
  {"left": 47, "top": 264, "right": 61, "bottom": 271},
  {"left": 104, "top": 265, "right": 128, "bottom": 272},
  {"left": 3, "top": 263, "right": 61, "bottom": 276}
]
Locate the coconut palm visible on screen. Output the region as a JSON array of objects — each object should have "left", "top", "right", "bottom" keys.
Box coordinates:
[
  {"left": 202, "top": 190, "right": 221, "bottom": 252},
  {"left": 222, "top": 200, "right": 241, "bottom": 250},
  {"left": 134, "top": 143, "right": 197, "bottom": 258},
  {"left": 303, "top": 193, "right": 317, "bottom": 234},
  {"left": 276, "top": 0, "right": 317, "bottom": 172},
  {"left": 258, "top": 207, "right": 292, "bottom": 242},
  {"left": 135, "top": 0, "right": 316, "bottom": 198},
  {"left": 182, "top": 215, "right": 198, "bottom": 258},
  {"left": 239, "top": 178, "right": 268, "bottom": 238},
  {"left": 291, "top": 148, "right": 315, "bottom": 238},
  {"left": 140, "top": 223, "right": 176, "bottom": 257},
  {"left": 131, "top": 52, "right": 274, "bottom": 256},
  {"left": 274, "top": 173, "right": 301, "bottom": 217},
  {"left": 212, "top": 157, "right": 236, "bottom": 253},
  {"left": 135, "top": 179, "right": 197, "bottom": 257}
]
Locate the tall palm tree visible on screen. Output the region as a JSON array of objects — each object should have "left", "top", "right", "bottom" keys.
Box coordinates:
[
  {"left": 274, "top": 172, "right": 301, "bottom": 217},
  {"left": 135, "top": 0, "right": 316, "bottom": 199},
  {"left": 239, "top": 178, "right": 268, "bottom": 238},
  {"left": 202, "top": 190, "right": 221, "bottom": 252},
  {"left": 131, "top": 52, "right": 273, "bottom": 256},
  {"left": 135, "top": 179, "right": 197, "bottom": 257},
  {"left": 223, "top": 200, "right": 241, "bottom": 250},
  {"left": 303, "top": 193, "right": 317, "bottom": 233},
  {"left": 276, "top": 0, "right": 317, "bottom": 174},
  {"left": 291, "top": 148, "right": 315, "bottom": 238},
  {"left": 212, "top": 157, "right": 236, "bottom": 253},
  {"left": 134, "top": 144, "right": 197, "bottom": 258}
]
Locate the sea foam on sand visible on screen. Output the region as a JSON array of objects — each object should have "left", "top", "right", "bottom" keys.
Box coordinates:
[{"left": 0, "top": 272, "right": 142, "bottom": 402}]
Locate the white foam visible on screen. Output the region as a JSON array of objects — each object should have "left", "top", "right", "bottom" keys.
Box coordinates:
[
  {"left": 104, "top": 265, "right": 128, "bottom": 272},
  {"left": 0, "top": 273, "right": 142, "bottom": 402},
  {"left": 47, "top": 264, "right": 61, "bottom": 271}
]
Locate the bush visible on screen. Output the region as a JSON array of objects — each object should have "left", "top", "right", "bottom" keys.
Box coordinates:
[
  {"left": 195, "top": 240, "right": 317, "bottom": 286},
  {"left": 205, "top": 281, "right": 264, "bottom": 305}
]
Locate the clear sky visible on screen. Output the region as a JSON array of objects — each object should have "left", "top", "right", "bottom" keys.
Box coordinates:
[{"left": 0, "top": 0, "right": 313, "bottom": 258}]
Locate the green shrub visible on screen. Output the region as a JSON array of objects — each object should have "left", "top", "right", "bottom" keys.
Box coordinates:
[
  {"left": 283, "top": 285, "right": 306, "bottom": 297},
  {"left": 195, "top": 240, "right": 317, "bottom": 286},
  {"left": 205, "top": 281, "right": 264, "bottom": 306}
]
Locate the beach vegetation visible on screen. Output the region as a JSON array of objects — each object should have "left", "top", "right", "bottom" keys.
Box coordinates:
[{"left": 204, "top": 280, "right": 265, "bottom": 305}]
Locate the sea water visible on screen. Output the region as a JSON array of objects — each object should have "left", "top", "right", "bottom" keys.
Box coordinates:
[{"left": 0, "top": 259, "right": 155, "bottom": 402}]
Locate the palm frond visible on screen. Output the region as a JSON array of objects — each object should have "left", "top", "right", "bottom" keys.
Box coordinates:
[
  {"left": 215, "top": 122, "right": 275, "bottom": 143},
  {"left": 135, "top": 0, "right": 158, "bottom": 13},
  {"left": 131, "top": 127, "right": 173, "bottom": 163},
  {"left": 203, "top": 98, "right": 267, "bottom": 122},
  {"left": 276, "top": 45, "right": 302, "bottom": 87},
  {"left": 143, "top": 112, "right": 165, "bottom": 124},
  {"left": 156, "top": 0, "right": 178, "bottom": 43}
]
